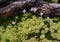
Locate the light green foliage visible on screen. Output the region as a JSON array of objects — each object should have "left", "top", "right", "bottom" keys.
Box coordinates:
[
  {"left": 0, "top": 0, "right": 60, "bottom": 42},
  {"left": 0, "top": 13, "right": 60, "bottom": 42},
  {"left": 1, "top": 24, "right": 17, "bottom": 42},
  {"left": 52, "top": 0, "right": 58, "bottom": 3},
  {"left": 44, "top": 0, "right": 58, "bottom": 3}
]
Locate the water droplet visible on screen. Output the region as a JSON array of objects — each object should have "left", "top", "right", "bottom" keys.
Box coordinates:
[{"left": 12, "top": 21, "right": 16, "bottom": 25}]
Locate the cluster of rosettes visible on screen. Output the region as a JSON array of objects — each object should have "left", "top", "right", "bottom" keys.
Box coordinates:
[{"left": 0, "top": 13, "right": 60, "bottom": 42}]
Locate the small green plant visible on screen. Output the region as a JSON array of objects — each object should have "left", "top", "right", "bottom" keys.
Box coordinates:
[{"left": 0, "top": 13, "right": 60, "bottom": 42}]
